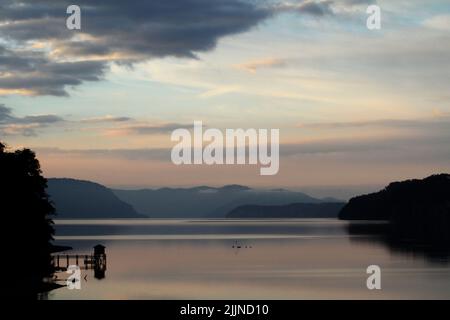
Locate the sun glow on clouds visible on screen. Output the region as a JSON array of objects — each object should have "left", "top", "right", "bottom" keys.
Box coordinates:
[
  {"left": 423, "top": 14, "right": 450, "bottom": 31},
  {"left": 2, "top": 0, "right": 450, "bottom": 186},
  {"left": 0, "top": 88, "right": 35, "bottom": 96},
  {"left": 234, "top": 58, "right": 286, "bottom": 73}
]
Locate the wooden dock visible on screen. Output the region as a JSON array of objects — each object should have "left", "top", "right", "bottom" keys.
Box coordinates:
[{"left": 51, "top": 244, "right": 107, "bottom": 279}]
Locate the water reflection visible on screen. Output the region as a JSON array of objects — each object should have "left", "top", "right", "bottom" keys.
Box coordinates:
[
  {"left": 346, "top": 222, "right": 450, "bottom": 263},
  {"left": 48, "top": 219, "right": 450, "bottom": 299},
  {"left": 52, "top": 245, "right": 107, "bottom": 283}
]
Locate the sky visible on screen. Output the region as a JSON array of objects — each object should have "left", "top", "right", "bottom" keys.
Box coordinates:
[{"left": 1, "top": 0, "right": 450, "bottom": 191}]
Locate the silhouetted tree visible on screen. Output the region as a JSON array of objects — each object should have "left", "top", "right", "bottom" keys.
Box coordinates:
[
  {"left": 0, "top": 141, "right": 55, "bottom": 298},
  {"left": 339, "top": 174, "right": 450, "bottom": 247}
]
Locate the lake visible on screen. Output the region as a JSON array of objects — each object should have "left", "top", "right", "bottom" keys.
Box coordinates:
[{"left": 48, "top": 219, "right": 450, "bottom": 299}]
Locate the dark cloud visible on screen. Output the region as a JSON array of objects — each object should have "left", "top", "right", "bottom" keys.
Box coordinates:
[
  {"left": 0, "top": 0, "right": 271, "bottom": 53},
  {"left": 0, "top": 104, "right": 63, "bottom": 124},
  {"left": 341, "top": 0, "right": 375, "bottom": 5},
  {"left": 0, "top": 45, "right": 107, "bottom": 96},
  {"left": 0, "top": 104, "right": 14, "bottom": 122},
  {"left": 297, "top": 1, "right": 333, "bottom": 16},
  {"left": 0, "top": 0, "right": 273, "bottom": 96},
  {"left": 0, "top": 103, "right": 145, "bottom": 136},
  {"left": 0, "top": 0, "right": 348, "bottom": 96},
  {"left": 80, "top": 116, "right": 133, "bottom": 123},
  {"left": 107, "top": 123, "right": 195, "bottom": 135},
  {"left": 20, "top": 114, "right": 63, "bottom": 124},
  {"left": 1, "top": 102, "right": 186, "bottom": 136},
  {"left": 0, "top": 103, "right": 64, "bottom": 136}
]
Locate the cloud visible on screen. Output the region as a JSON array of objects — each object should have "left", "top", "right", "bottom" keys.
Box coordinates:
[
  {"left": 198, "top": 85, "right": 240, "bottom": 98},
  {"left": 0, "top": 104, "right": 64, "bottom": 125},
  {"left": 35, "top": 131, "right": 450, "bottom": 161},
  {"left": 280, "top": 138, "right": 402, "bottom": 156},
  {"left": 423, "top": 14, "right": 450, "bottom": 31},
  {"left": 80, "top": 115, "right": 133, "bottom": 123},
  {"left": 291, "top": 116, "right": 450, "bottom": 162},
  {"left": 20, "top": 114, "right": 64, "bottom": 124},
  {"left": 275, "top": 1, "right": 334, "bottom": 16},
  {"left": 296, "top": 1, "right": 333, "bottom": 16},
  {"left": 0, "top": 0, "right": 271, "bottom": 56},
  {"left": 432, "top": 108, "right": 450, "bottom": 118},
  {"left": 297, "top": 117, "right": 450, "bottom": 129},
  {"left": 0, "top": 104, "right": 64, "bottom": 136},
  {"left": 0, "top": 0, "right": 272, "bottom": 96},
  {"left": 1, "top": 123, "right": 43, "bottom": 137},
  {"left": 104, "top": 123, "right": 194, "bottom": 136},
  {"left": 0, "top": 0, "right": 362, "bottom": 96},
  {"left": 36, "top": 146, "right": 170, "bottom": 162},
  {"left": 234, "top": 58, "right": 286, "bottom": 73},
  {"left": 0, "top": 45, "right": 107, "bottom": 96},
  {"left": 0, "top": 103, "right": 186, "bottom": 137},
  {"left": 0, "top": 104, "right": 14, "bottom": 123}
]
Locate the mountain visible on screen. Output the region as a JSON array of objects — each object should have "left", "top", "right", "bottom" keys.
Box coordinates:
[
  {"left": 113, "top": 185, "right": 325, "bottom": 218},
  {"left": 339, "top": 174, "right": 450, "bottom": 246},
  {"left": 227, "top": 202, "right": 346, "bottom": 218},
  {"left": 47, "top": 178, "right": 144, "bottom": 218},
  {"left": 211, "top": 189, "right": 323, "bottom": 217}
]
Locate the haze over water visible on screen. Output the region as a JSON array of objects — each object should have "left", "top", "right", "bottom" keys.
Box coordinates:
[{"left": 49, "top": 219, "right": 450, "bottom": 299}]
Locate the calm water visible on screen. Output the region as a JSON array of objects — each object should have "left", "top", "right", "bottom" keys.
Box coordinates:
[{"left": 48, "top": 219, "right": 450, "bottom": 299}]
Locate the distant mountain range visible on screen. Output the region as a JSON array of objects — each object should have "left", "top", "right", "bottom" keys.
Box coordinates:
[
  {"left": 46, "top": 174, "right": 450, "bottom": 246},
  {"left": 227, "top": 202, "right": 345, "bottom": 218},
  {"left": 112, "top": 185, "right": 338, "bottom": 218},
  {"left": 46, "top": 178, "right": 343, "bottom": 218},
  {"left": 47, "top": 178, "right": 144, "bottom": 218}
]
